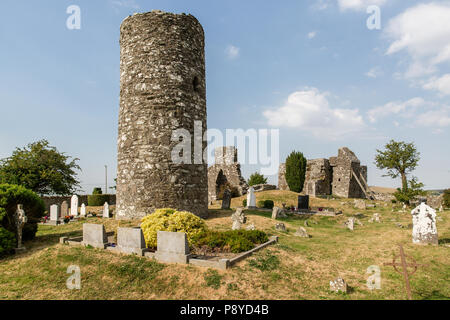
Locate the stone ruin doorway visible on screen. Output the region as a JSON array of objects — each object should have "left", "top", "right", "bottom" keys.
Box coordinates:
[{"left": 215, "top": 170, "right": 228, "bottom": 200}]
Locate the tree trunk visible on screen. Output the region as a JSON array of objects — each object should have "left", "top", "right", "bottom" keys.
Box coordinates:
[{"left": 401, "top": 173, "right": 408, "bottom": 192}]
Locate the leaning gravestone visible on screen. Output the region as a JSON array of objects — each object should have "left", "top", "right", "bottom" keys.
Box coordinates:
[
  {"left": 231, "top": 207, "right": 247, "bottom": 230},
  {"left": 247, "top": 187, "right": 256, "bottom": 209},
  {"left": 221, "top": 189, "right": 232, "bottom": 210},
  {"left": 154, "top": 231, "right": 191, "bottom": 264},
  {"left": 275, "top": 223, "right": 286, "bottom": 232},
  {"left": 411, "top": 202, "right": 438, "bottom": 245},
  {"left": 80, "top": 203, "right": 86, "bottom": 217},
  {"left": 103, "top": 202, "right": 110, "bottom": 218},
  {"left": 272, "top": 207, "right": 287, "bottom": 219},
  {"left": 61, "top": 201, "right": 69, "bottom": 217},
  {"left": 70, "top": 195, "right": 79, "bottom": 216},
  {"left": 82, "top": 224, "right": 108, "bottom": 249}
]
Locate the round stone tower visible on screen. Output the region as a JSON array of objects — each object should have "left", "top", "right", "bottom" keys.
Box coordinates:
[{"left": 116, "top": 11, "right": 208, "bottom": 219}]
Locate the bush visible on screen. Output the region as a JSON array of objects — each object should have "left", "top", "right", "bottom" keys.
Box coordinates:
[
  {"left": 88, "top": 194, "right": 109, "bottom": 206},
  {"left": 0, "top": 184, "right": 45, "bottom": 243},
  {"left": 141, "top": 209, "right": 207, "bottom": 249},
  {"left": 257, "top": 200, "right": 274, "bottom": 209},
  {"left": 92, "top": 187, "right": 103, "bottom": 195},
  {"left": 444, "top": 189, "right": 450, "bottom": 208},
  {"left": 248, "top": 172, "right": 267, "bottom": 187},
  {"left": 285, "top": 151, "right": 307, "bottom": 193},
  {"left": 193, "top": 230, "right": 269, "bottom": 253},
  {"left": 0, "top": 226, "right": 15, "bottom": 256},
  {"left": 264, "top": 200, "right": 274, "bottom": 209},
  {"left": 243, "top": 199, "right": 247, "bottom": 207}
]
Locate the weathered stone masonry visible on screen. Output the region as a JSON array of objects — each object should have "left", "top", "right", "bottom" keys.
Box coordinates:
[
  {"left": 116, "top": 11, "right": 208, "bottom": 219},
  {"left": 208, "top": 147, "right": 248, "bottom": 202}
]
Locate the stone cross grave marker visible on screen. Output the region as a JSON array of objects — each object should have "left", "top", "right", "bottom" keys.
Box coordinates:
[
  {"left": 70, "top": 195, "right": 79, "bottom": 217},
  {"left": 383, "top": 244, "right": 427, "bottom": 300}
]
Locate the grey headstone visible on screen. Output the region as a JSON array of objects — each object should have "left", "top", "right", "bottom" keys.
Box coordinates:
[
  {"left": 116, "top": 227, "right": 147, "bottom": 255},
  {"left": 411, "top": 202, "right": 438, "bottom": 245},
  {"left": 61, "top": 201, "right": 69, "bottom": 217},
  {"left": 294, "top": 227, "right": 310, "bottom": 238},
  {"left": 154, "top": 231, "right": 190, "bottom": 264},
  {"left": 275, "top": 223, "right": 286, "bottom": 232},
  {"left": 82, "top": 223, "right": 108, "bottom": 249},
  {"left": 221, "top": 189, "right": 232, "bottom": 210},
  {"left": 231, "top": 207, "right": 246, "bottom": 230}
]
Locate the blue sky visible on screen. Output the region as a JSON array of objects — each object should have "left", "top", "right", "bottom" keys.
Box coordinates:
[{"left": 0, "top": 0, "right": 449, "bottom": 193}]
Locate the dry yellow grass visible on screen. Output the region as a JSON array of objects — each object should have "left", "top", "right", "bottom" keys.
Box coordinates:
[{"left": 0, "top": 191, "right": 449, "bottom": 300}]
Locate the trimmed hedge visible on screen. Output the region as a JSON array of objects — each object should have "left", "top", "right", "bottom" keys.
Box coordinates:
[
  {"left": 0, "top": 184, "right": 45, "bottom": 249},
  {"left": 257, "top": 200, "right": 274, "bottom": 209},
  {"left": 88, "top": 194, "right": 110, "bottom": 206},
  {"left": 193, "top": 230, "right": 269, "bottom": 253}
]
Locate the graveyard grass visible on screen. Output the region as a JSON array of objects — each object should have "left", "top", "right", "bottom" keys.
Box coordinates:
[{"left": 0, "top": 190, "right": 449, "bottom": 300}]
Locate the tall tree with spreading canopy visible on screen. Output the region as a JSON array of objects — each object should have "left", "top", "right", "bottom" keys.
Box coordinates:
[
  {"left": 374, "top": 140, "right": 421, "bottom": 193},
  {"left": 247, "top": 172, "right": 267, "bottom": 186},
  {"left": 0, "top": 140, "right": 81, "bottom": 196}
]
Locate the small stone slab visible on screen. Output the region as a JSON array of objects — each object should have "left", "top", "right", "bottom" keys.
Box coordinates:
[
  {"left": 330, "top": 278, "right": 347, "bottom": 293},
  {"left": 82, "top": 224, "right": 108, "bottom": 249},
  {"left": 154, "top": 231, "right": 191, "bottom": 264}
]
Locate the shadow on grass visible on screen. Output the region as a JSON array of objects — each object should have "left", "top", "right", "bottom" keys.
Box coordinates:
[{"left": 438, "top": 238, "right": 450, "bottom": 245}]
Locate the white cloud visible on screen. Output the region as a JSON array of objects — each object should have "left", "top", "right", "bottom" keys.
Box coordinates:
[
  {"left": 385, "top": 3, "right": 450, "bottom": 79},
  {"left": 423, "top": 74, "right": 450, "bottom": 95},
  {"left": 367, "top": 97, "right": 426, "bottom": 123},
  {"left": 225, "top": 45, "right": 240, "bottom": 60},
  {"left": 366, "top": 66, "right": 383, "bottom": 78},
  {"left": 111, "top": 0, "right": 140, "bottom": 9},
  {"left": 414, "top": 107, "right": 450, "bottom": 128},
  {"left": 263, "top": 88, "right": 365, "bottom": 139},
  {"left": 307, "top": 31, "right": 317, "bottom": 39},
  {"left": 338, "top": 0, "right": 386, "bottom": 11}
]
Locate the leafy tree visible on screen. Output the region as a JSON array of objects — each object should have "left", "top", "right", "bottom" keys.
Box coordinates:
[
  {"left": 375, "top": 140, "right": 420, "bottom": 192},
  {"left": 248, "top": 172, "right": 267, "bottom": 186},
  {"left": 0, "top": 140, "right": 80, "bottom": 196},
  {"left": 393, "top": 176, "right": 426, "bottom": 205},
  {"left": 92, "top": 187, "right": 103, "bottom": 195},
  {"left": 444, "top": 189, "right": 450, "bottom": 208},
  {"left": 285, "top": 151, "right": 307, "bottom": 193}
]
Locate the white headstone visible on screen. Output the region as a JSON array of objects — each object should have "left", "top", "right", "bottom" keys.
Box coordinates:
[
  {"left": 439, "top": 205, "right": 443, "bottom": 212},
  {"left": 411, "top": 202, "right": 438, "bottom": 245},
  {"left": 103, "top": 202, "right": 110, "bottom": 218},
  {"left": 70, "top": 195, "right": 79, "bottom": 216},
  {"left": 50, "top": 205, "right": 59, "bottom": 221},
  {"left": 80, "top": 203, "right": 86, "bottom": 217},
  {"left": 247, "top": 187, "right": 256, "bottom": 208}
]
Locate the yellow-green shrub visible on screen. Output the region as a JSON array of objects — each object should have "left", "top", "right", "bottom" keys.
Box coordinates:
[{"left": 140, "top": 208, "right": 207, "bottom": 248}]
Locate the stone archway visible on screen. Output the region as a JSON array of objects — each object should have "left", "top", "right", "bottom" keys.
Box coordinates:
[{"left": 215, "top": 170, "right": 228, "bottom": 200}]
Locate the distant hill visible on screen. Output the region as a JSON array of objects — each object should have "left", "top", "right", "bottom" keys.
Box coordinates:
[{"left": 369, "top": 186, "right": 397, "bottom": 194}]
